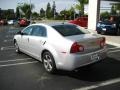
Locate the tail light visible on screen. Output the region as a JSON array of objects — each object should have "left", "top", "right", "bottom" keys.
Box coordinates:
[
  {"left": 70, "top": 42, "right": 84, "bottom": 53},
  {"left": 100, "top": 37, "right": 106, "bottom": 48}
]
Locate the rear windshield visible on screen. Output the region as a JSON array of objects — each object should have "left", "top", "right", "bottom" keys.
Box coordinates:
[{"left": 52, "top": 24, "right": 89, "bottom": 36}]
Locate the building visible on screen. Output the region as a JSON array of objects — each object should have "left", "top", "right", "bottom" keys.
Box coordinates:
[
  {"left": 0, "top": 8, "right": 15, "bottom": 20},
  {"left": 88, "top": 0, "right": 120, "bottom": 30}
]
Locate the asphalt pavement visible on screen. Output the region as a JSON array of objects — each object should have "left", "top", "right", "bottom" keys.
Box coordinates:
[{"left": 0, "top": 25, "right": 120, "bottom": 90}]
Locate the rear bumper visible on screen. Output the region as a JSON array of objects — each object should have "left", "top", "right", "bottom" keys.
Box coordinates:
[{"left": 56, "top": 48, "right": 107, "bottom": 71}]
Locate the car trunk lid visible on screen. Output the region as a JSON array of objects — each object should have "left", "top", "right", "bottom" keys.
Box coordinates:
[{"left": 66, "top": 34, "right": 105, "bottom": 53}]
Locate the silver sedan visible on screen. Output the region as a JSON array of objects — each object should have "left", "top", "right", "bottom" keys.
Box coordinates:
[{"left": 14, "top": 23, "right": 107, "bottom": 73}]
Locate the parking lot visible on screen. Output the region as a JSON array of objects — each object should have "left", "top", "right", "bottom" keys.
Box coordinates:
[{"left": 0, "top": 25, "right": 120, "bottom": 90}]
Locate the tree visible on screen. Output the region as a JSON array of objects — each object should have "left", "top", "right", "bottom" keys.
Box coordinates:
[
  {"left": 32, "top": 12, "right": 39, "bottom": 19},
  {"left": 116, "top": 3, "right": 120, "bottom": 11},
  {"left": 116, "top": 3, "right": 120, "bottom": 15},
  {"left": 68, "top": 7, "right": 75, "bottom": 20},
  {"left": 18, "top": 3, "right": 34, "bottom": 19},
  {"left": 60, "top": 10, "right": 70, "bottom": 20},
  {"left": 16, "top": 7, "right": 20, "bottom": 19},
  {"left": 51, "top": 1, "right": 56, "bottom": 19},
  {"left": 40, "top": 8, "right": 45, "bottom": 18},
  {"left": 3, "top": 9, "right": 15, "bottom": 20},
  {"left": 100, "top": 11, "right": 110, "bottom": 21},
  {"left": 110, "top": 3, "right": 120, "bottom": 15},
  {"left": 111, "top": 5, "right": 117, "bottom": 15},
  {"left": 75, "top": 0, "right": 88, "bottom": 16},
  {"left": 46, "top": 2, "right": 52, "bottom": 18}
]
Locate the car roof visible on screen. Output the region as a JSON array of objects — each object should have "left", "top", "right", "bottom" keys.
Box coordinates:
[
  {"left": 31, "top": 22, "right": 75, "bottom": 27},
  {"left": 48, "top": 22, "right": 74, "bottom": 26}
]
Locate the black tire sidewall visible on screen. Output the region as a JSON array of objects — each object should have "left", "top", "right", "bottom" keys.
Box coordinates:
[
  {"left": 15, "top": 42, "right": 21, "bottom": 53},
  {"left": 101, "top": 30, "right": 106, "bottom": 35},
  {"left": 42, "top": 51, "right": 56, "bottom": 73}
]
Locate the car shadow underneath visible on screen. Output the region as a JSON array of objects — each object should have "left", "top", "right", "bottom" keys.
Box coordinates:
[{"left": 55, "top": 57, "right": 120, "bottom": 82}]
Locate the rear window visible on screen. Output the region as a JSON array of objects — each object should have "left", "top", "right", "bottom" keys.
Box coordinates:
[{"left": 52, "top": 24, "right": 89, "bottom": 36}]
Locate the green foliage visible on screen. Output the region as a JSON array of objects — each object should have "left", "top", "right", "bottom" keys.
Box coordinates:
[
  {"left": 100, "top": 11, "right": 110, "bottom": 20},
  {"left": 51, "top": 1, "right": 56, "bottom": 19},
  {"left": 111, "top": 3, "right": 120, "bottom": 15},
  {"left": 68, "top": 7, "right": 75, "bottom": 20},
  {"left": 60, "top": 7, "right": 75, "bottom": 20},
  {"left": 16, "top": 7, "right": 20, "bottom": 19},
  {"left": 116, "top": 3, "right": 120, "bottom": 10},
  {"left": 46, "top": 2, "right": 52, "bottom": 18},
  {"left": 32, "top": 12, "right": 39, "bottom": 19},
  {"left": 111, "top": 5, "right": 117, "bottom": 15},
  {"left": 17, "top": 3, "right": 34, "bottom": 19},
  {"left": 75, "top": 0, "right": 88, "bottom": 16},
  {"left": 3, "top": 10, "right": 15, "bottom": 19},
  {"left": 40, "top": 8, "right": 45, "bottom": 18}
]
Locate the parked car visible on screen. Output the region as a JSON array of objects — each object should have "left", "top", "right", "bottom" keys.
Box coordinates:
[
  {"left": 14, "top": 23, "right": 107, "bottom": 73},
  {"left": 68, "top": 17, "right": 88, "bottom": 28},
  {"left": 96, "top": 21, "right": 118, "bottom": 35},
  {"left": 18, "top": 19, "right": 30, "bottom": 27},
  {"left": 0, "top": 19, "right": 7, "bottom": 25},
  {"left": 7, "top": 20, "right": 17, "bottom": 25}
]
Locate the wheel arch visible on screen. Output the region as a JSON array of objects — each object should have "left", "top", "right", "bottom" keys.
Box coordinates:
[
  {"left": 13, "top": 39, "right": 16, "bottom": 44},
  {"left": 41, "top": 48, "right": 58, "bottom": 66},
  {"left": 41, "top": 49, "right": 55, "bottom": 62}
]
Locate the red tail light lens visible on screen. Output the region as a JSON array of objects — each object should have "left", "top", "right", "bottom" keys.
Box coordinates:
[
  {"left": 70, "top": 42, "right": 84, "bottom": 53},
  {"left": 100, "top": 37, "right": 106, "bottom": 48}
]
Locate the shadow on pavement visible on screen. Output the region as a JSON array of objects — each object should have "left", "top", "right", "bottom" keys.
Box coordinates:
[{"left": 55, "top": 57, "right": 120, "bottom": 82}]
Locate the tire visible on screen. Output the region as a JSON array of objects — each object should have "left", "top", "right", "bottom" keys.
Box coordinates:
[
  {"left": 97, "top": 31, "right": 101, "bottom": 34},
  {"left": 101, "top": 30, "right": 106, "bottom": 35},
  {"left": 116, "top": 29, "right": 120, "bottom": 36},
  {"left": 14, "top": 41, "right": 21, "bottom": 53},
  {"left": 42, "top": 51, "right": 56, "bottom": 73}
]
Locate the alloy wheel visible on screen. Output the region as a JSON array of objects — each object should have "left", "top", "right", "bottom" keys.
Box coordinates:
[{"left": 43, "top": 52, "right": 56, "bottom": 73}]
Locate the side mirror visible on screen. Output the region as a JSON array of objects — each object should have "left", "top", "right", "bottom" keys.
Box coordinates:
[
  {"left": 17, "top": 31, "right": 24, "bottom": 35},
  {"left": 17, "top": 31, "right": 22, "bottom": 35}
]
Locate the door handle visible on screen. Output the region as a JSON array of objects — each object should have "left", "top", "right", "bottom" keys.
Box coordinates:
[{"left": 40, "top": 40, "right": 46, "bottom": 45}]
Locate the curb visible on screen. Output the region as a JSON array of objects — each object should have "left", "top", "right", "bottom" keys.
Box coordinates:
[{"left": 106, "top": 41, "right": 120, "bottom": 47}]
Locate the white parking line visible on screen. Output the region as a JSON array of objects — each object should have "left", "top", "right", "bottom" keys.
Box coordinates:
[
  {"left": 1, "top": 46, "right": 15, "bottom": 51},
  {"left": 73, "top": 78, "right": 120, "bottom": 90},
  {"left": 5, "top": 35, "right": 13, "bottom": 38},
  {"left": 4, "top": 39, "right": 13, "bottom": 42},
  {"left": 108, "top": 50, "right": 120, "bottom": 54},
  {"left": 0, "top": 61, "right": 38, "bottom": 68},
  {"left": 107, "top": 47, "right": 120, "bottom": 50},
  {"left": 0, "top": 58, "right": 32, "bottom": 63}
]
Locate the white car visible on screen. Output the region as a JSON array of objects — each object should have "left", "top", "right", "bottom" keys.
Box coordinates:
[
  {"left": 14, "top": 23, "right": 107, "bottom": 73},
  {"left": 7, "top": 20, "right": 16, "bottom": 25}
]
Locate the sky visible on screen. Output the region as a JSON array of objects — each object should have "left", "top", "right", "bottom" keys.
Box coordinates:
[{"left": 0, "top": 0, "right": 115, "bottom": 13}]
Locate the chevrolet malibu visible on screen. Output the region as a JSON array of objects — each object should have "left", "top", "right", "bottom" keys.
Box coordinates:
[{"left": 14, "top": 23, "right": 107, "bottom": 73}]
